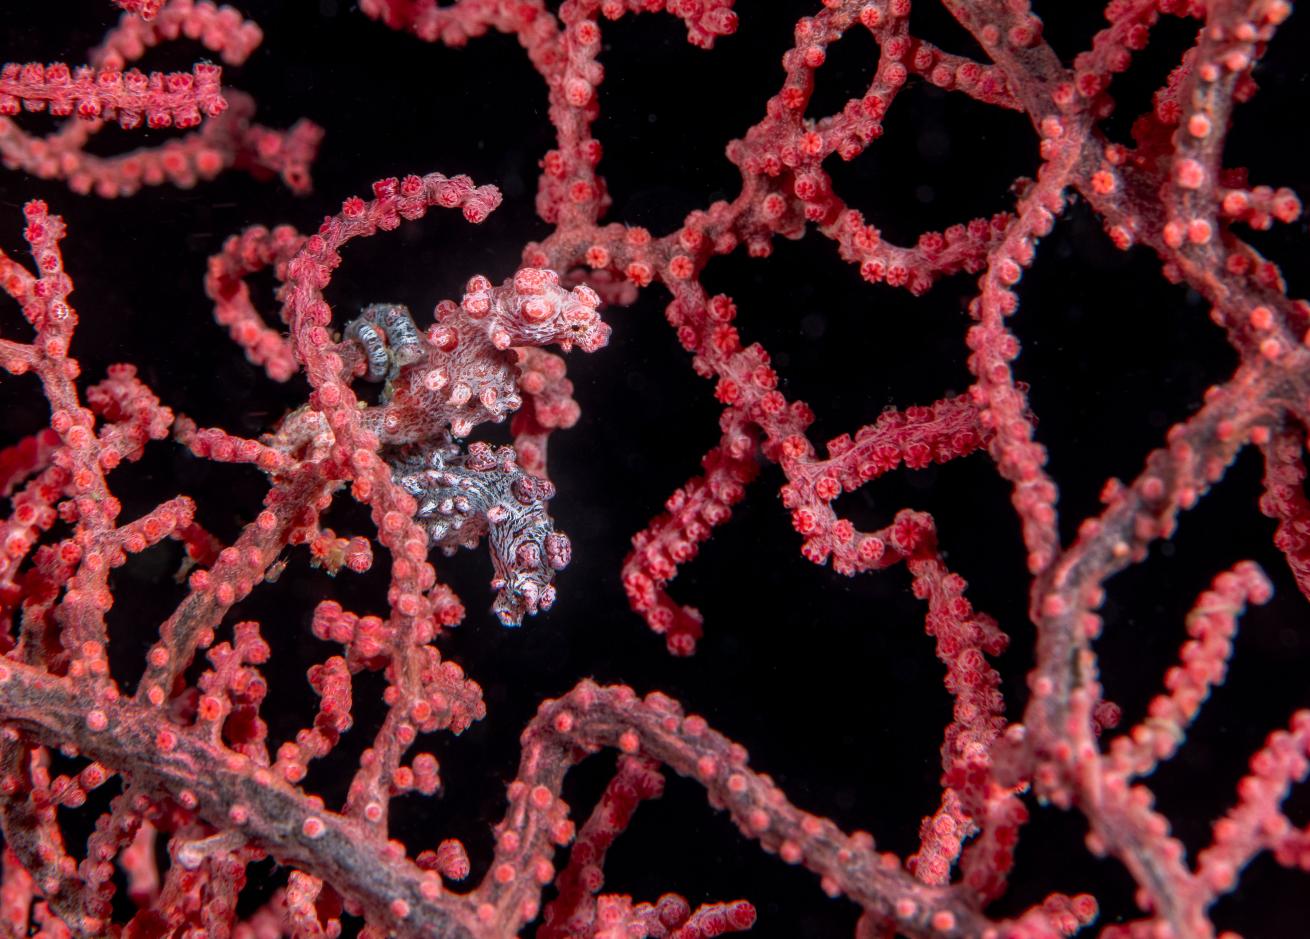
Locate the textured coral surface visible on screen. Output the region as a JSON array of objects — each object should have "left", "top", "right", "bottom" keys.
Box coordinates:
[{"left": 0, "top": 2, "right": 1308, "bottom": 938}]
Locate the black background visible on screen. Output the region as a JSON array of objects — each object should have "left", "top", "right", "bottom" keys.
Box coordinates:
[{"left": 2, "top": 1, "right": 1310, "bottom": 936}]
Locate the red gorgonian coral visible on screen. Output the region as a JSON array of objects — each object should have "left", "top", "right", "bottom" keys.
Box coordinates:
[{"left": 0, "top": 1, "right": 1308, "bottom": 938}]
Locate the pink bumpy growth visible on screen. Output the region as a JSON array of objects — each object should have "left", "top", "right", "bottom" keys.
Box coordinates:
[{"left": 0, "top": 1, "right": 1307, "bottom": 938}]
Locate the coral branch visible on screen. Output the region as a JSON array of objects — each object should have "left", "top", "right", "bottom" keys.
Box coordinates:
[{"left": 0, "top": 1, "right": 1306, "bottom": 936}]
